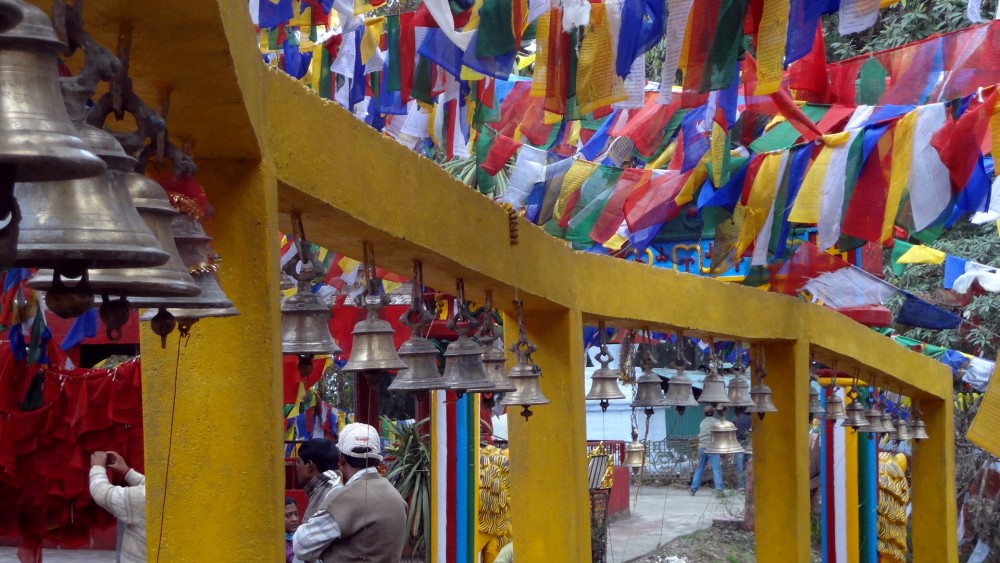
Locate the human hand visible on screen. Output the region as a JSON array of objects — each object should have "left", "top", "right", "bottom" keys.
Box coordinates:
[
  {"left": 106, "top": 451, "right": 129, "bottom": 475},
  {"left": 90, "top": 451, "right": 108, "bottom": 467}
]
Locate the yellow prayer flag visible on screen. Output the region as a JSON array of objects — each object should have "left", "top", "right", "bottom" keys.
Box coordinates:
[
  {"left": 967, "top": 360, "right": 1000, "bottom": 457},
  {"left": 646, "top": 142, "right": 677, "bottom": 170},
  {"left": 990, "top": 94, "right": 1000, "bottom": 160},
  {"left": 290, "top": 1, "right": 312, "bottom": 25},
  {"left": 675, "top": 161, "right": 709, "bottom": 207},
  {"left": 543, "top": 111, "right": 563, "bottom": 125},
  {"left": 567, "top": 121, "right": 582, "bottom": 147},
  {"left": 517, "top": 54, "right": 536, "bottom": 69},
  {"left": 576, "top": 4, "right": 627, "bottom": 115},
  {"left": 788, "top": 131, "right": 851, "bottom": 224},
  {"left": 711, "top": 122, "right": 726, "bottom": 186},
  {"left": 896, "top": 245, "right": 946, "bottom": 265},
  {"left": 736, "top": 152, "right": 784, "bottom": 256},
  {"left": 755, "top": 0, "right": 790, "bottom": 95},
  {"left": 461, "top": 67, "right": 486, "bottom": 81},
  {"left": 530, "top": 13, "right": 551, "bottom": 98},
  {"left": 605, "top": 233, "right": 629, "bottom": 251},
  {"left": 360, "top": 17, "right": 385, "bottom": 67},
  {"left": 553, "top": 160, "right": 598, "bottom": 220},
  {"left": 883, "top": 110, "right": 918, "bottom": 243}
]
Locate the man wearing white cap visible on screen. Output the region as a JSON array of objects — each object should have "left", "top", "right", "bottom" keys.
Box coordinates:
[{"left": 293, "top": 422, "right": 407, "bottom": 562}]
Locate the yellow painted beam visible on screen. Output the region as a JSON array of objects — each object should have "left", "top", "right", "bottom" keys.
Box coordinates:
[
  {"left": 753, "top": 340, "right": 812, "bottom": 562},
  {"left": 140, "top": 160, "right": 283, "bottom": 561},
  {"left": 505, "top": 307, "right": 591, "bottom": 561},
  {"left": 911, "top": 396, "right": 958, "bottom": 562}
]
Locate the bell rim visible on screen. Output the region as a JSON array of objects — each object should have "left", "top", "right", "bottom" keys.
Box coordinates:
[
  {"left": 133, "top": 294, "right": 235, "bottom": 309},
  {"left": 27, "top": 269, "right": 201, "bottom": 297},
  {"left": 499, "top": 395, "right": 550, "bottom": 407},
  {"left": 281, "top": 344, "right": 342, "bottom": 356},
  {"left": 13, "top": 246, "right": 171, "bottom": 270},
  {"left": 342, "top": 360, "right": 409, "bottom": 373},
  {"left": 0, "top": 149, "right": 106, "bottom": 182}
]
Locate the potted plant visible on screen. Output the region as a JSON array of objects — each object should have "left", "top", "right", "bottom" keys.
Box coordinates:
[{"left": 384, "top": 416, "right": 431, "bottom": 562}]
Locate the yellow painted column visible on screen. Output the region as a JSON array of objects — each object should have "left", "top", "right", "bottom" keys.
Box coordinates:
[
  {"left": 140, "top": 160, "right": 283, "bottom": 561},
  {"left": 910, "top": 395, "right": 958, "bottom": 562},
  {"left": 753, "top": 340, "right": 811, "bottom": 562},
  {"left": 505, "top": 306, "right": 590, "bottom": 561}
]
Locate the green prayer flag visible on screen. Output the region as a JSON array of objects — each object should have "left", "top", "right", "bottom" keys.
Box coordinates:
[
  {"left": 890, "top": 239, "right": 914, "bottom": 276},
  {"left": 477, "top": 0, "right": 515, "bottom": 57},
  {"left": 856, "top": 58, "right": 887, "bottom": 106},
  {"left": 475, "top": 126, "right": 499, "bottom": 195},
  {"left": 703, "top": 0, "right": 750, "bottom": 92},
  {"left": 566, "top": 167, "right": 624, "bottom": 243},
  {"left": 750, "top": 105, "right": 830, "bottom": 153},
  {"left": 836, "top": 133, "right": 868, "bottom": 252},
  {"left": 319, "top": 47, "right": 333, "bottom": 99},
  {"left": 386, "top": 15, "right": 401, "bottom": 92},
  {"left": 411, "top": 56, "right": 434, "bottom": 104}
]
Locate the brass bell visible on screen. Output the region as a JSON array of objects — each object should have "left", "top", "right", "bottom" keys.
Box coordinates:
[
  {"left": 747, "top": 381, "right": 778, "bottom": 420},
  {"left": 342, "top": 305, "right": 408, "bottom": 373},
  {"left": 388, "top": 261, "right": 444, "bottom": 393},
  {"left": 727, "top": 374, "right": 756, "bottom": 409},
  {"left": 824, "top": 390, "right": 847, "bottom": 421},
  {"left": 586, "top": 346, "right": 625, "bottom": 412},
  {"left": 881, "top": 413, "right": 897, "bottom": 439},
  {"left": 630, "top": 368, "right": 667, "bottom": 411},
  {"left": 388, "top": 335, "right": 442, "bottom": 392},
  {"left": 664, "top": 363, "right": 699, "bottom": 415},
  {"left": 841, "top": 399, "right": 869, "bottom": 430},
  {"left": 499, "top": 299, "right": 549, "bottom": 420},
  {"left": 908, "top": 419, "right": 929, "bottom": 441},
  {"left": 808, "top": 385, "right": 824, "bottom": 417},
  {"left": 477, "top": 293, "right": 516, "bottom": 395},
  {"left": 895, "top": 416, "right": 911, "bottom": 441},
  {"left": 0, "top": 1, "right": 22, "bottom": 34},
  {"left": 141, "top": 306, "right": 239, "bottom": 336},
  {"left": 437, "top": 281, "right": 493, "bottom": 396},
  {"left": 864, "top": 404, "right": 887, "bottom": 433},
  {"left": 0, "top": 1, "right": 104, "bottom": 182},
  {"left": 280, "top": 220, "right": 341, "bottom": 377},
  {"left": 623, "top": 438, "right": 645, "bottom": 469},
  {"left": 705, "top": 420, "right": 744, "bottom": 455},
  {"left": 698, "top": 368, "right": 731, "bottom": 406}
]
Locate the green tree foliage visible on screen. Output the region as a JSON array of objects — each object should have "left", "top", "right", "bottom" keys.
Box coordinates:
[{"left": 824, "top": 0, "right": 998, "bottom": 62}]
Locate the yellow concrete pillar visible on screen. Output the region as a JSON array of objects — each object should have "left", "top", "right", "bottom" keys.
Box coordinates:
[
  {"left": 140, "top": 160, "right": 283, "bottom": 561},
  {"left": 910, "top": 395, "right": 957, "bottom": 562},
  {"left": 505, "top": 306, "right": 590, "bottom": 561},
  {"left": 753, "top": 340, "right": 811, "bottom": 562}
]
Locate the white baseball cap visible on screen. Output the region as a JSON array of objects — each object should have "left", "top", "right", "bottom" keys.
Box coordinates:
[{"left": 337, "top": 423, "right": 384, "bottom": 462}]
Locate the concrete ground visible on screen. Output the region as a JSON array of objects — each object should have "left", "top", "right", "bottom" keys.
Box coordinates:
[
  {"left": 605, "top": 485, "right": 745, "bottom": 563},
  {"left": 0, "top": 548, "right": 115, "bottom": 562}
]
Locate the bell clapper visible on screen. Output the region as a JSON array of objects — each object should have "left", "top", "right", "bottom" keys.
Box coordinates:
[
  {"left": 296, "top": 354, "right": 315, "bottom": 378},
  {"left": 150, "top": 307, "right": 177, "bottom": 348},
  {"left": 45, "top": 267, "right": 95, "bottom": 319},
  {"left": 99, "top": 291, "right": 131, "bottom": 342}
]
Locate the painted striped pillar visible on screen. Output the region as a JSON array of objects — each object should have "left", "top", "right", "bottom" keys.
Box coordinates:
[{"left": 430, "top": 390, "right": 479, "bottom": 563}]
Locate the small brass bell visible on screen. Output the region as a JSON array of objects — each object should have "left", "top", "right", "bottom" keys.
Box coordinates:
[
  {"left": 0, "top": 1, "right": 22, "bottom": 34},
  {"left": 864, "top": 405, "right": 887, "bottom": 434},
  {"left": 499, "top": 299, "right": 549, "bottom": 420},
  {"left": 141, "top": 306, "right": 239, "bottom": 338},
  {"left": 342, "top": 242, "right": 407, "bottom": 374},
  {"left": 664, "top": 363, "right": 699, "bottom": 415},
  {"left": 881, "top": 413, "right": 897, "bottom": 439},
  {"left": 476, "top": 293, "right": 516, "bottom": 396},
  {"left": 623, "top": 438, "right": 645, "bottom": 469},
  {"left": 705, "top": 420, "right": 744, "bottom": 455},
  {"left": 698, "top": 368, "right": 731, "bottom": 406},
  {"left": 586, "top": 346, "right": 625, "bottom": 412},
  {"left": 630, "top": 359, "right": 668, "bottom": 412},
  {"left": 439, "top": 282, "right": 494, "bottom": 396},
  {"left": 727, "top": 374, "right": 756, "bottom": 409},
  {"left": 808, "top": 385, "right": 824, "bottom": 417},
  {"left": 747, "top": 381, "right": 778, "bottom": 420},
  {"left": 909, "top": 419, "right": 929, "bottom": 441},
  {"left": 895, "top": 416, "right": 911, "bottom": 441},
  {"left": 841, "top": 396, "right": 869, "bottom": 430},
  {"left": 389, "top": 262, "right": 446, "bottom": 393},
  {"left": 824, "top": 390, "right": 847, "bottom": 421}
]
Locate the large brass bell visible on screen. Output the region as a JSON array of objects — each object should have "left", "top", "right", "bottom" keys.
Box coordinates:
[
  {"left": 342, "top": 242, "right": 407, "bottom": 374},
  {"left": 0, "top": 1, "right": 104, "bottom": 181},
  {"left": 586, "top": 342, "right": 625, "bottom": 412},
  {"left": 477, "top": 292, "right": 516, "bottom": 399},
  {"left": 908, "top": 418, "right": 929, "bottom": 440},
  {"left": 727, "top": 373, "right": 756, "bottom": 409},
  {"left": 808, "top": 385, "right": 825, "bottom": 417},
  {"left": 705, "top": 420, "right": 744, "bottom": 455},
  {"left": 29, "top": 173, "right": 201, "bottom": 338},
  {"left": 0, "top": 1, "right": 22, "bottom": 34},
  {"left": 500, "top": 299, "right": 549, "bottom": 420},
  {"left": 664, "top": 362, "right": 699, "bottom": 415},
  {"left": 280, "top": 225, "right": 341, "bottom": 378},
  {"left": 841, "top": 396, "right": 870, "bottom": 430},
  {"left": 17, "top": 124, "right": 168, "bottom": 318},
  {"left": 388, "top": 262, "right": 443, "bottom": 393},
  {"left": 698, "top": 367, "right": 731, "bottom": 406},
  {"left": 630, "top": 356, "right": 667, "bottom": 413}
]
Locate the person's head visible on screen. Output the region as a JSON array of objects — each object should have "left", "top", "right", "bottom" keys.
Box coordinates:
[
  {"left": 296, "top": 438, "right": 338, "bottom": 483},
  {"left": 284, "top": 498, "right": 300, "bottom": 533},
  {"left": 704, "top": 406, "right": 716, "bottom": 418},
  {"left": 336, "top": 423, "right": 384, "bottom": 477}
]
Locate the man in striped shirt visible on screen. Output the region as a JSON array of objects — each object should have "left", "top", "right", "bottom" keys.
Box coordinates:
[{"left": 90, "top": 451, "right": 146, "bottom": 563}]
